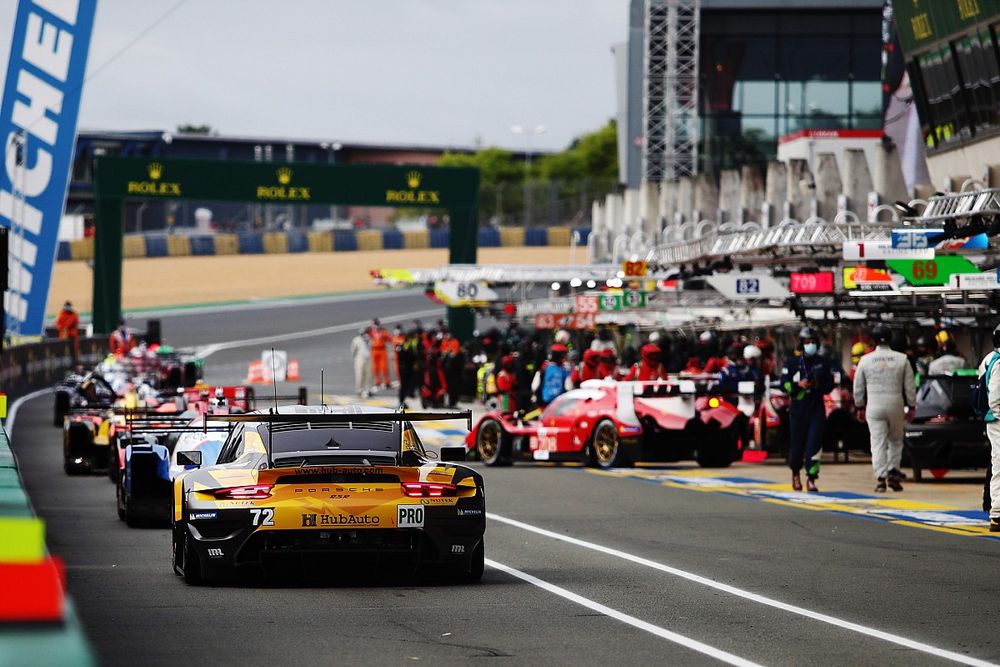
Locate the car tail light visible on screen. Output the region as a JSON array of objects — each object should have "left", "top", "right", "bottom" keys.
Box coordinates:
[
  {"left": 401, "top": 482, "right": 457, "bottom": 498},
  {"left": 212, "top": 484, "right": 272, "bottom": 499},
  {"left": 927, "top": 415, "right": 956, "bottom": 424}
]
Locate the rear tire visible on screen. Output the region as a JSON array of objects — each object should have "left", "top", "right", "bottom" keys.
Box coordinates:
[
  {"left": 590, "top": 420, "right": 628, "bottom": 469},
  {"left": 116, "top": 477, "right": 126, "bottom": 521},
  {"left": 53, "top": 393, "right": 69, "bottom": 427},
  {"left": 696, "top": 426, "right": 739, "bottom": 468},
  {"left": 476, "top": 419, "right": 512, "bottom": 466},
  {"left": 172, "top": 525, "right": 184, "bottom": 576},
  {"left": 448, "top": 541, "right": 485, "bottom": 584},
  {"left": 182, "top": 533, "right": 204, "bottom": 586}
]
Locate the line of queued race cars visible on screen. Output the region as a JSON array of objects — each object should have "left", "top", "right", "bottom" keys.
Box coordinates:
[
  {"left": 50, "top": 346, "right": 983, "bottom": 586},
  {"left": 52, "top": 352, "right": 486, "bottom": 585},
  {"left": 465, "top": 370, "right": 988, "bottom": 480}
]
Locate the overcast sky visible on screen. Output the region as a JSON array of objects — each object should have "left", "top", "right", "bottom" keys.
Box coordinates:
[{"left": 0, "top": 0, "right": 626, "bottom": 151}]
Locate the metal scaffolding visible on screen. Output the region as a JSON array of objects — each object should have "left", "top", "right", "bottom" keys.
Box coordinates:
[{"left": 641, "top": 0, "right": 700, "bottom": 182}]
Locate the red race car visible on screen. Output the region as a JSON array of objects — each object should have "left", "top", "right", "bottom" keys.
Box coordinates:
[{"left": 467, "top": 378, "right": 750, "bottom": 469}]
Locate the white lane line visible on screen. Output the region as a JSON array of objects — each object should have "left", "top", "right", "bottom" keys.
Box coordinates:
[
  {"left": 485, "top": 557, "right": 762, "bottom": 667},
  {"left": 3, "top": 387, "right": 54, "bottom": 435},
  {"left": 488, "top": 513, "right": 996, "bottom": 667},
  {"left": 195, "top": 308, "right": 440, "bottom": 360}
]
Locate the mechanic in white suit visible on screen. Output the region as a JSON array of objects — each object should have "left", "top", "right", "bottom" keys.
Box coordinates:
[
  {"left": 853, "top": 324, "right": 916, "bottom": 493},
  {"left": 350, "top": 328, "right": 373, "bottom": 398},
  {"left": 978, "top": 323, "right": 1000, "bottom": 533}
]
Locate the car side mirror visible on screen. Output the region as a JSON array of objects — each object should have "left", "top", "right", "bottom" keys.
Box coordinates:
[
  {"left": 177, "top": 450, "right": 202, "bottom": 468},
  {"left": 439, "top": 446, "right": 465, "bottom": 463}
]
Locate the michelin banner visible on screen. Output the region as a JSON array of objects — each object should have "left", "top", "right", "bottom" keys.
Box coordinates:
[{"left": 1, "top": 0, "right": 96, "bottom": 336}]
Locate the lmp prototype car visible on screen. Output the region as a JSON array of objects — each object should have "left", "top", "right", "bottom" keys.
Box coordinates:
[
  {"left": 468, "top": 379, "right": 750, "bottom": 469},
  {"left": 172, "top": 406, "right": 484, "bottom": 585}
]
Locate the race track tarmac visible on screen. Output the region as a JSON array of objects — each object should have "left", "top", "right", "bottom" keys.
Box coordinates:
[{"left": 11, "top": 294, "right": 1000, "bottom": 666}]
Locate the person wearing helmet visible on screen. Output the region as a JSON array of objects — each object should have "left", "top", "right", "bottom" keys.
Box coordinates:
[
  {"left": 780, "top": 326, "right": 835, "bottom": 492},
  {"left": 571, "top": 349, "right": 602, "bottom": 387},
  {"left": 598, "top": 348, "right": 619, "bottom": 380},
  {"left": 928, "top": 339, "right": 967, "bottom": 375},
  {"left": 978, "top": 324, "right": 1000, "bottom": 532},
  {"left": 590, "top": 327, "right": 617, "bottom": 354},
  {"left": 849, "top": 340, "right": 871, "bottom": 381},
  {"left": 720, "top": 344, "right": 763, "bottom": 390},
  {"left": 854, "top": 324, "right": 916, "bottom": 492},
  {"left": 624, "top": 343, "right": 665, "bottom": 381}
]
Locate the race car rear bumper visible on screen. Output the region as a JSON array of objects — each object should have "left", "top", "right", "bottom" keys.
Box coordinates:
[{"left": 182, "top": 504, "right": 486, "bottom": 573}]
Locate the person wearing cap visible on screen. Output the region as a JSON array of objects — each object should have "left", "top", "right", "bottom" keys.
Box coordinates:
[
  {"left": 55, "top": 301, "right": 80, "bottom": 357},
  {"left": 780, "top": 326, "right": 835, "bottom": 492},
  {"left": 978, "top": 324, "right": 1000, "bottom": 532},
  {"left": 854, "top": 324, "right": 916, "bottom": 492},
  {"left": 597, "top": 348, "right": 619, "bottom": 380}
]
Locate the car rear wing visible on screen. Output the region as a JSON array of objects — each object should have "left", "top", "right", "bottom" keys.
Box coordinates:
[
  {"left": 204, "top": 409, "right": 473, "bottom": 468},
  {"left": 204, "top": 409, "right": 473, "bottom": 431}
]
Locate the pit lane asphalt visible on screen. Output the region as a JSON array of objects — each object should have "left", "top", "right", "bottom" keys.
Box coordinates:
[{"left": 11, "top": 294, "right": 1000, "bottom": 666}]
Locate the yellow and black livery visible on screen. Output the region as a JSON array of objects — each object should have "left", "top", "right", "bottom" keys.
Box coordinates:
[{"left": 171, "top": 405, "right": 484, "bottom": 585}]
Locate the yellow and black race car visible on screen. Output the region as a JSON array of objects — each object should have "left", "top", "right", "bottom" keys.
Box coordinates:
[{"left": 171, "top": 406, "right": 485, "bottom": 585}]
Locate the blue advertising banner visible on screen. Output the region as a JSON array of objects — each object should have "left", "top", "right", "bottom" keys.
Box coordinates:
[{"left": 1, "top": 0, "right": 97, "bottom": 336}]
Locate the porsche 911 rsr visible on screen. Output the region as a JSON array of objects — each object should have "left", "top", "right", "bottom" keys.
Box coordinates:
[{"left": 172, "top": 406, "right": 483, "bottom": 585}]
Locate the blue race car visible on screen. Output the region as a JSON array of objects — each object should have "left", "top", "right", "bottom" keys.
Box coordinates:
[{"left": 117, "top": 416, "right": 227, "bottom": 527}]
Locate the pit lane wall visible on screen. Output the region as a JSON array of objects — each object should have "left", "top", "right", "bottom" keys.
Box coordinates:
[
  {"left": 1, "top": 337, "right": 108, "bottom": 400},
  {"left": 56, "top": 225, "right": 592, "bottom": 261},
  {"left": 0, "top": 424, "right": 97, "bottom": 666}
]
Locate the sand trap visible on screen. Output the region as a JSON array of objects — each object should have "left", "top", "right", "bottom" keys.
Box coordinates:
[{"left": 48, "top": 245, "right": 578, "bottom": 315}]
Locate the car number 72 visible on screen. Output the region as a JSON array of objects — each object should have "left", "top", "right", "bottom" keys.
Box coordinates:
[{"left": 250, "top": 508, "right": 274, "bottom": 526}]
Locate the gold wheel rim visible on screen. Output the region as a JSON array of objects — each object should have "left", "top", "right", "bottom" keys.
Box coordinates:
[
  {"left": 595, "top": 425, "right": 617, "bottom": 464},
  {"left": 479, "top": 423, "right": 499, "bottom": 460}
]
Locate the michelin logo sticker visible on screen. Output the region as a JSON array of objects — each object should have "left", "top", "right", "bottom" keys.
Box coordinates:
[{"left": 0, "top": 0, "right": 97, "bottom": 335}]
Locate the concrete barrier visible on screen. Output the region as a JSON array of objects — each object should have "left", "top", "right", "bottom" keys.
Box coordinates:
[{"left": 0, "top": 425, "right": 97, "bottom": 666}]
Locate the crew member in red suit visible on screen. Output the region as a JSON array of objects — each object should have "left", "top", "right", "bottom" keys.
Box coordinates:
[
  {"left": 624, "top": 343, "right": 666, "bottom": 381},
  {"left": 597, "top": 349, "right": 618, "bottom": 379},
  {"left": 496, "top": 355, "right": 518, "bottom": 411},
  {"left": 109, "top": 320, "right": 136, "bottom": 357},
  {"left": 571, "top": 349, "right": 601, "bottom": 387}
]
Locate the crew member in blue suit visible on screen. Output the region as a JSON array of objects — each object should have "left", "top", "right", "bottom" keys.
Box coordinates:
[{"left": 780, "top": 327, "right": 834, "bottom": 492}]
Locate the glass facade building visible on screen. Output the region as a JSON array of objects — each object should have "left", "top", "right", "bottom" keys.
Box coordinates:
[{"left": 699, "top": 6, "right": 883, "bottom": 174}]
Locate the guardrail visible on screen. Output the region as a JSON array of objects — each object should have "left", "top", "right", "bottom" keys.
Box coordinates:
[
  {"left": 1, "top": 337, "right": 108, "bottom": 399},
  {"left": 56, "top": 226, "right": 592, "bottom": 261},
  {"left": 0, "top": 424, "right": 96, "bottom": 666}
]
